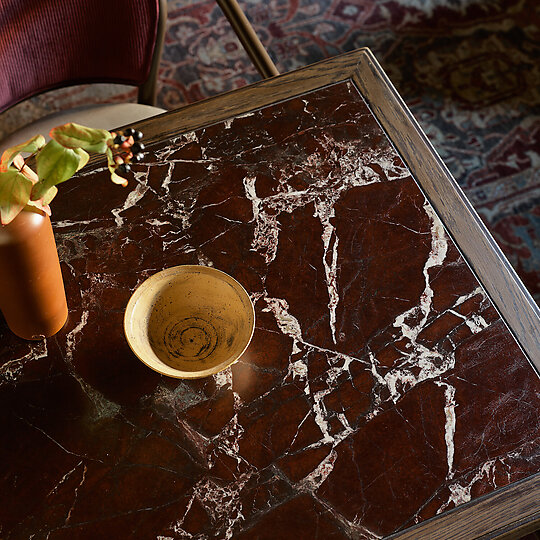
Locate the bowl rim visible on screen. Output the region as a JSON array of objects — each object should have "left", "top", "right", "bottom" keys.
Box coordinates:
[{"left": 124, "top": 265, "right": 255, "bottom": 379}]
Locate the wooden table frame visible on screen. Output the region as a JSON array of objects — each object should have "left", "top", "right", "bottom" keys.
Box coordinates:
[{"left": 131, "top": 48, "right": 539, "bottom": 539}]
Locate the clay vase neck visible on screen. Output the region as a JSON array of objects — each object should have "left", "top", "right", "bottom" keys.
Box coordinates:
[{"left": 0, "top": 208, "right": 68, "bottom": 340}]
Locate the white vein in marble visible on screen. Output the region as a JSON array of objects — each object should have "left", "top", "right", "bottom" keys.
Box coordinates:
[
  {"left": 64, "top": 310, "right": 120, "bottom": 420},
  {"left": 296, "top": 449, "right": 338, "bottom": 492},
  {"left": 0, "top": 339, "right": 48, "bottom": 384},
  {"left": 192, "top": 474, "right": 251, "bottom": 540},
  {"left": 437, "top": 459, "right": 498, "bottom": 515},
  {"left": 436, "top": 381, "right": 457, "bottom": 479},
  {"left": 111, "top": 171, "right": 149, "bottom": 226}
]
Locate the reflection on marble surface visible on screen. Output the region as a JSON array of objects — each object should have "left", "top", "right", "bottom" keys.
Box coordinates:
[{"left": 1, "top": 82, "right": 539, "bottom": 539}]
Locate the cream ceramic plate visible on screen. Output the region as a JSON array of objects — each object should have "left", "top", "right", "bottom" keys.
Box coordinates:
[{"left": 124, "top": 265, "right": 255, "bottom": 379}]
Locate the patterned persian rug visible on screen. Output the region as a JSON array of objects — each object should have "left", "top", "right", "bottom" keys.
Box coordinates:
[{"left": 1, "top": 0, "right": 539, "bottom": 303}]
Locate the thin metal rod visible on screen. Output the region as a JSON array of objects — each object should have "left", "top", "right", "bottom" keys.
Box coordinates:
[{"left": 216, "top": 0, "right": 279, "bottom": 79}]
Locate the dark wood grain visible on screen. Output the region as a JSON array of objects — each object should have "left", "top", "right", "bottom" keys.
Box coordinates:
[
  {"left": 130, "top": 50, "right": 367, "bottom": 141},
  {"left": 389, "top": 473, "right": 540, "bottom": 540}
]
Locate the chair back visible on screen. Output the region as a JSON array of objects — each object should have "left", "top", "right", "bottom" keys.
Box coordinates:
[{"left": 0, "top": 0, "right": 166, "bottom": 113}]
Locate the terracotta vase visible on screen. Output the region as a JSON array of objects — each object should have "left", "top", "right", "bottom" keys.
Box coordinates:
[{"left": 0, "top": 208, "right": 68, "bottom": 340}]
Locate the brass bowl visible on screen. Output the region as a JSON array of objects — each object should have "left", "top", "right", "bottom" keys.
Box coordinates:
[{"left": 124, "top": 265, "right": 255, "bottom": 379}]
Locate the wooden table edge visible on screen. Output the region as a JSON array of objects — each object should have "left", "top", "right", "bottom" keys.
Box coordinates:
[
  {"left": 387, "top": 472, "right": 540, "bottom": 540},
  {"left": 130, "top": 49, "right": 372, "bottom": 140}
]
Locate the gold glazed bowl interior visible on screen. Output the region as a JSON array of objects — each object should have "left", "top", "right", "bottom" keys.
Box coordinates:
[{"left": 124, "top": 265, "right": 255, "bottom": 379}]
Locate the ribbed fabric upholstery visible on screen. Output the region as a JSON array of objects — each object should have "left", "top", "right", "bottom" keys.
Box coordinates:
[{"left": 0, "top": 0, "right": 159, "bottom": 113}]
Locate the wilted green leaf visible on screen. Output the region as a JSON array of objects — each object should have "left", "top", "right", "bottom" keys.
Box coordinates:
[
  {"left": 27, "top": 184, "right": 57, "bottom": 215},
  {"left": 26, "top": 199, "right": 51, "bottom": 215},
  {"left": 30, "top": 185, "right": 58, "bottom": 207},
  {"left": 0, "top": 135, "right": 45, "bottom": 171},
  {"left": 110, "top": 170, "right": 128, "bottom": 187},
  {"left": 74, "top": 148, "right": 90, "bottom": 171},
  {"left": 50, "top": 123, "right": 112, "bottom": 153},
  {"left": 106, "top": 147, "right": 115, "bottom": 167},
  {"left": 0, "top": 169, "right": 33, "bottom": 224},
  {"left": 105, "top": 147, "right": 128, "bottom": 187},
  {"left": 41, "top": 185, "right": 58, "bottom": 205},
  {"left": 33, "top": 140, "right": 81, "bottom": 200}
]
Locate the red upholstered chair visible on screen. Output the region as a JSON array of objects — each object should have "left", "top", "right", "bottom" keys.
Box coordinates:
[{"left": 0, "top": 0, "right": 167, "bottom": 149}]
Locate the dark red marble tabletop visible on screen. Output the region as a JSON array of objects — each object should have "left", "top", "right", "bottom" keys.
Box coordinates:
[{"left": 1, "top": 81, "right": 539, "bottom": 539}]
